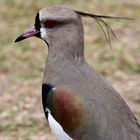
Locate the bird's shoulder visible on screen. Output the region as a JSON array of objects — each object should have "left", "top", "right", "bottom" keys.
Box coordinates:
[{"left": 42, "top": 83, "right": 86, "bottom": 133}]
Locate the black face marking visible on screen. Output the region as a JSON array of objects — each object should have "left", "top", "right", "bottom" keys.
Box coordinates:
[
  {"left": 43, "top": 39, "right": 49, "bottom": 48},
  {"left": 34, "top": 12, "right": 41, "bottom": 31},
  {"left": 42, "top": 83, "right": 54, "bottom": 120},
  {"left": 34, "top": 12, "right": 41, "bottom": 38}
]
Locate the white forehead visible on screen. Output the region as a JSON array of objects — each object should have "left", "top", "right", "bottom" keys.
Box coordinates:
[{"left": 39, "top": 5, "right": 78, "bottom": 22}]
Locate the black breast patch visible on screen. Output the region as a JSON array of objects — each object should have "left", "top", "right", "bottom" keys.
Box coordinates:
[{"left": 42, "top": 83, "right": 54, "bottom": 120}]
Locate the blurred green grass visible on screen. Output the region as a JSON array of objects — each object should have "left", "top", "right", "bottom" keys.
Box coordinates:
[{"left": 0, "top": 0, "right": 140, "bottom": 139}]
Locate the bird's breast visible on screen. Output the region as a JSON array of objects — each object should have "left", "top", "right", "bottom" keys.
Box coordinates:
[{"left": 47, "top": 86, "right": 86, "bottom": 133}]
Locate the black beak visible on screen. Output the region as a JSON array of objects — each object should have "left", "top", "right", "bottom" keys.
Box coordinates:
[{"left": 15, "top": 26, "right": 40, "bottom": 42}]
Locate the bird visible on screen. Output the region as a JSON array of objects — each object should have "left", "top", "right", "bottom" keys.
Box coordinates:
[{"left": 15, "top": 5, "right": 140, "bottom": 140}]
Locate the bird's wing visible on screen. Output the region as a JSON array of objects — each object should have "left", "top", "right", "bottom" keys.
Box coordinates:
[
  {"left": 42, "top": 83, "right": 86, "bottom": 139},
  {"left": 45, "top": 108, "right": 73, "bottom": 140}
]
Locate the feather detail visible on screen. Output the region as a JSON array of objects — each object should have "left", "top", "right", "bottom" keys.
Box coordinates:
[
  {"left": 46, "top": 108, "right": 73, "bottom": 140},
  {"left": 75, "top": 10, "right": 132, "bottom": 20},
  {"left": 42, "top": 84, "right": 86, "bottom": 133},
  {"left": 75, "top": 10, "right": 132, "bottom": 48}
]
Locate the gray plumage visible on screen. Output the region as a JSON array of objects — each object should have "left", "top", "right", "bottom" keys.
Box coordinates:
[{"left": 15, "top": 5, "right": 140, "bottom": 140}]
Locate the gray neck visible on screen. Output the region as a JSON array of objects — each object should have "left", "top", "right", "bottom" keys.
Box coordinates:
[
  {"left": 43, "top": 18, "right": 85, "bottom": 83},
  {"left": 43, "top": 40, "right": 85, "bottom": 84},
  {"left": 47, "top": 38, "right": 84, "bottom": 62}
]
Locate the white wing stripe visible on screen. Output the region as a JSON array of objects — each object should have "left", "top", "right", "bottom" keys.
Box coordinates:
[{"left": 45, "top": 108, "right": 73, "bottom": 140}]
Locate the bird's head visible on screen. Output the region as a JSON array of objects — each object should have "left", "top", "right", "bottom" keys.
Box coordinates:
[
  {"left": 15, "top": 6, "right": 84, "bottom": 57},
  {"left": 15, "top": 5, "right": 130, "bottom": 58}
]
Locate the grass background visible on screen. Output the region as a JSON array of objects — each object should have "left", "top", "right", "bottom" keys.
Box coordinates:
[{"left": 0, "top": 0, "right": 140, "bottom": 139}]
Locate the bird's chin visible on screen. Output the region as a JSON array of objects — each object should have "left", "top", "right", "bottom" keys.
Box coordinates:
[
  {"left": 39, "top": 28, "right": 49, "bottom": 47},
  {"left": 34, "top": 32, "right": 41, "bottom": 38},
  {"left": 43, "top": 39, "right": 49, "bottom": 47}
]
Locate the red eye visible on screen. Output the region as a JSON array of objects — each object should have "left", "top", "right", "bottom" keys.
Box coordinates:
[{"left": 44, "top": 20, "right": 58, "bottom": 29}]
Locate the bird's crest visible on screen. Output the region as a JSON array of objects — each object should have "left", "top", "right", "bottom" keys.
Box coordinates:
[{"left": 75, "top": 10, "right": 132, "bottom": 48}]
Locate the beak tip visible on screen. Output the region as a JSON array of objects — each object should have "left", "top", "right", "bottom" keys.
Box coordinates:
[
  {"left": 14, "top": 39, "right": 18, "bottom": 43},
  {"left": 14, "top": 35, "right": 26, "bottom": 43}
]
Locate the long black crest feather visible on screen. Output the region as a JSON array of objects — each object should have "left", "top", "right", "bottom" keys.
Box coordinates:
[
  {"left": 75, "top": 11, "right": 132, "bottom": 20},
  {"left": 75, "top": 10, "right": 132, "bottom": 47}
]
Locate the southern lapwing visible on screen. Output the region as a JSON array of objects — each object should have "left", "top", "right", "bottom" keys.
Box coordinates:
[{"left": 15, "top": 5, "right": 140, "bottom": 140}]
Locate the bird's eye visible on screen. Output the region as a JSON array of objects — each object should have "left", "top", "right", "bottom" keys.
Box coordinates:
[{"left": 44, "top": 20, "right": 58, "bottom": 29}]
